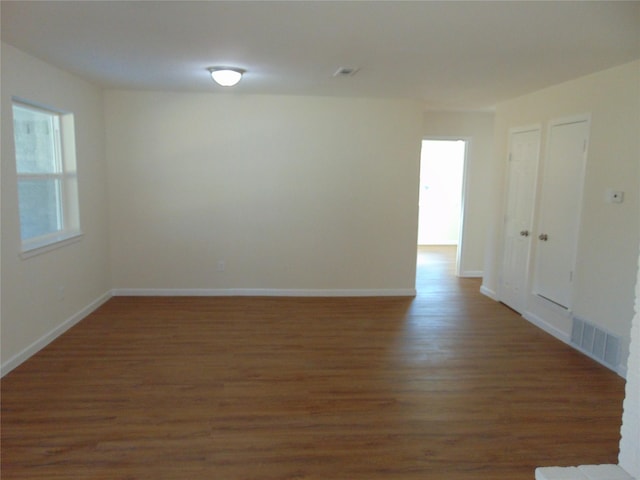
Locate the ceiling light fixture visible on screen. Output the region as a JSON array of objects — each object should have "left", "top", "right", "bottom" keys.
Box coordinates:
[{"left": 207, "top": 67, "right": 245, "bottom": 87}]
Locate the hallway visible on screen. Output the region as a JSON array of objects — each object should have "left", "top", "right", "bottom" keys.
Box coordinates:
[{"left": 415, "top": 245, "right": 461, "bottom": 293}]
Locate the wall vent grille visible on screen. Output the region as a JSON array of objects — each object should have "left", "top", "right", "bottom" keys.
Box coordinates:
[
  {"left": 333, "top": 67, "right": 360, "bottom": 77},
  {"left": 571, "top": 317, "right": 620, "bottom": 369}
]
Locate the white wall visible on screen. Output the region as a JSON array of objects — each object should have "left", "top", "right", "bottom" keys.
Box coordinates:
[
  {"left": 620, "top": 248, "right": 640, "bottom": 477},
  {"left": 1, "top": 43, "right": 112, "bottom": 371},
  {"left": 483, "top": 60, "right": 640, "bottom": 371},
  {"left": 422, "top": 111, "right": 495, "bottom": 276},
  {"left": 105, "top": 91, "right": 423, "bottom": 294}
]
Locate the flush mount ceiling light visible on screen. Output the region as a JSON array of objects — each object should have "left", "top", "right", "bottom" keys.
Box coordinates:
[{"left": 207, "top": 67, "right": 245, "bottom": 87}]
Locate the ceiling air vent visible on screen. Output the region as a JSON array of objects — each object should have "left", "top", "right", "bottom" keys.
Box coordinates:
[{"left": 333, "top": 67, "right": 359, "bottom": 77}]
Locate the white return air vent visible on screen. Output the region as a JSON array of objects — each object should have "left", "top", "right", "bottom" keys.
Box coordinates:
[
  {"left": 571, "top": 317, "right": 620, "bottom": 370},
  {"left": 333, "top": 66, "right": 360, "bottom": 77}
]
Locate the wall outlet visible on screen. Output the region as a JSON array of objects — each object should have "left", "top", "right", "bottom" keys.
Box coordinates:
[{"left": 216, "top": 260, "right": 226, "bottom": 272}]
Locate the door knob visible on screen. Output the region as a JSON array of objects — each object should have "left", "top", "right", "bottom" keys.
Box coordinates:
[
  {"left": 538, "top": 233, "right": 548, "bottom": 241},
  {"left": 520, "top": 230, "right": 530, "bottom": 237}
]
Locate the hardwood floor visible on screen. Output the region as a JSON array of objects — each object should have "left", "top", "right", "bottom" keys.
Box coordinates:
[{"left": 1, "top": 246, "right": 626, "bottom": 479}]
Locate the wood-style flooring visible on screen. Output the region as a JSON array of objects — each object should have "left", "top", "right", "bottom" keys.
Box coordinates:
[{"left": 1, "top": 246, "right": 626, "bottom": 479}]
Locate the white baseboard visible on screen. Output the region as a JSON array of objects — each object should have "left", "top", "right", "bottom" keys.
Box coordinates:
[
  {"left": 616, "top": 364, "right": 627, "bottom": 378},
  {"left": 1, "top": 291, "right": 113, "bottom": 377},
  {"left": 111, "top": 288, "right": 417, "bottom": 297},
  {"left": 479, "top": 285, "right": 498, "bottom": 300},
  {"left": 522, "top": 310, "right": 571, "bottom": 344},
  {"left": 460, "top": 270, "right": 483, "bottom": 278},
  {"left": 517, "top": 310, "right": 626, "bottom": 378}
]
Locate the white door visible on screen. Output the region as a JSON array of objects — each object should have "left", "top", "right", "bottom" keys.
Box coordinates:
[
  {"left": 533, "top": 117, "right": 589, "bottom": 309},
  {"left": 500, "top": 127, "right": 540, "bottom": 313}
]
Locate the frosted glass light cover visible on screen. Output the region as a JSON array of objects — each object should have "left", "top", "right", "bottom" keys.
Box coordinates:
[{"left": 210, "top": 69, "right": 243, "bottom": 87}]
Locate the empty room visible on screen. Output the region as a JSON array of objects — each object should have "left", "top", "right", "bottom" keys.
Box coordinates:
[{"left": 1, "top": 2, "right": 639, "bottom": 479}]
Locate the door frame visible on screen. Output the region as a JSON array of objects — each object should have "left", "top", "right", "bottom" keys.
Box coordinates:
[{"left": 418, "top": 136, "right": 471, "bottom": 277}]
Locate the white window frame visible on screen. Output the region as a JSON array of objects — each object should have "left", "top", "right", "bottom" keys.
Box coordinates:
[{"left": 12, "top": 98, "right": 82, "bottom": 258}]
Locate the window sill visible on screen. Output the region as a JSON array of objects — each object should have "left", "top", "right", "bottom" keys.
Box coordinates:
[{"left": 20, "top": 232, "right": 84, "bottom": 260}]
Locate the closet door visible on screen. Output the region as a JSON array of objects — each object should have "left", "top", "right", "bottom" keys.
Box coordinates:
[
  {"left": 500, "top": 127, "right": 540, "bottom": 313},
  {"left": 533, "top": 116, "right": 589, "bottom": 309}
]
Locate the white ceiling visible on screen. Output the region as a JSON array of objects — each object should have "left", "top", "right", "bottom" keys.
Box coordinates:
[{"left": 2, "top": 1, "right": 639, "bottom": 111}]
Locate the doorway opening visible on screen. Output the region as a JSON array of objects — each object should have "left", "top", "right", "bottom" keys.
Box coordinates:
[{"left": 417, "top": 139, "right": 467, "bottom": 277}]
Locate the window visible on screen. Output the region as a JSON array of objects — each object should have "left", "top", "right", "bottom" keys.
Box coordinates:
[{"left": 12, "top": 100, "right": 81, "bottom": 255}]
